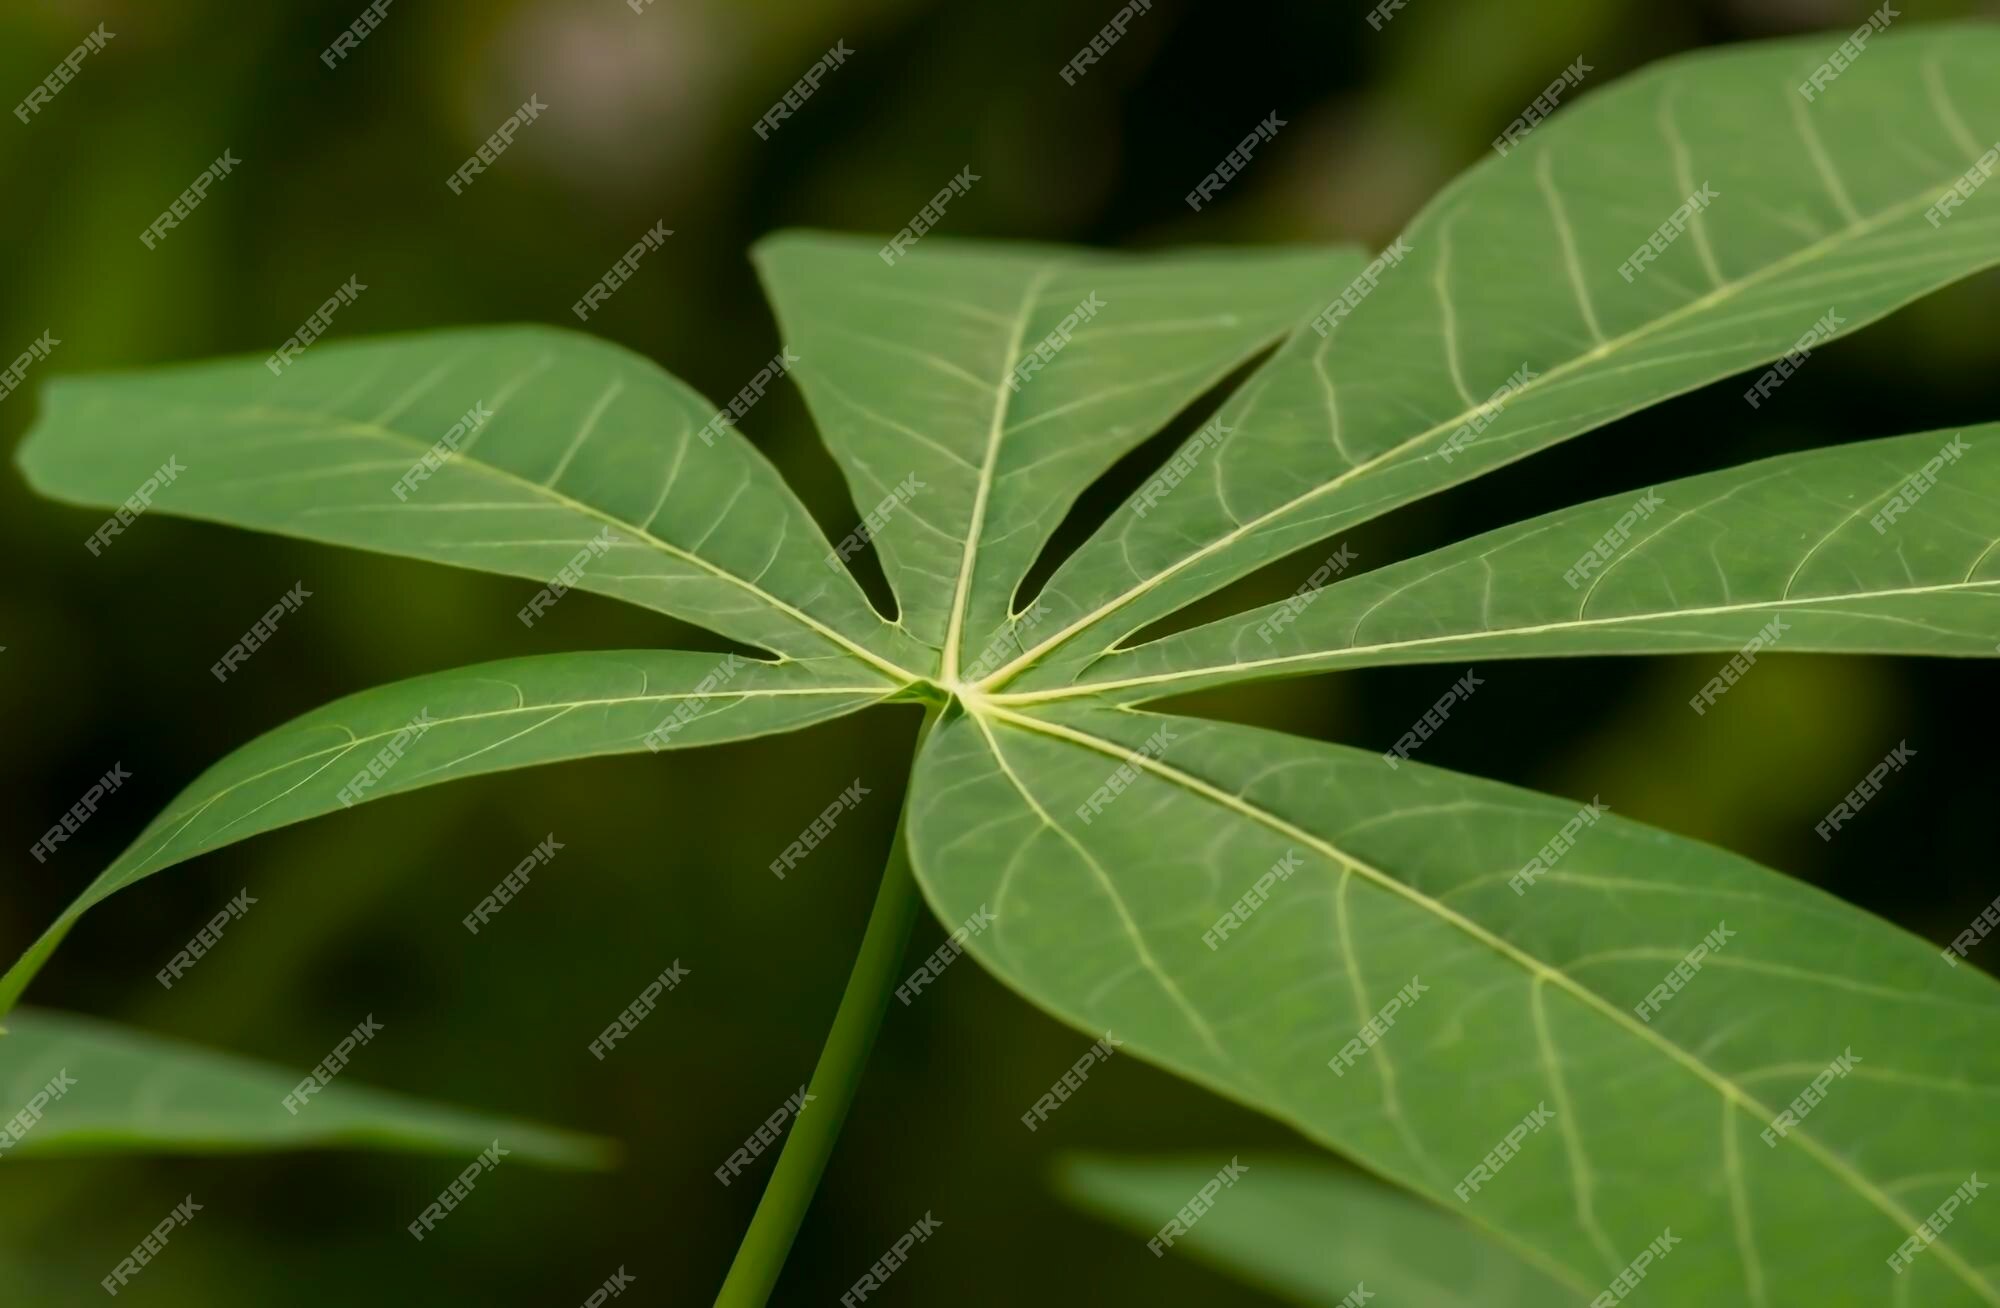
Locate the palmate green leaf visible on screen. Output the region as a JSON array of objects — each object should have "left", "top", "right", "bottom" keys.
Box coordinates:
[
  {"left": 755, "top": 235, "right": 1365, "bottom": 672},
  {"left": 17, "top": 326, "right": 924, "bottom": 678},
  {"left": 0, "top": 650, "right": 895, "bottom": 1014},
  {"left": 988, "top": 25, "right": 2000, "bottom": 691},
  {"left": 0, "top": 1007, "right": 611, "bottom": 1167},
  {"left": 909, "top": 704, "right": 2000, "bottom": 1305},
  {"left": 1057, "top": 1153, "right": 1575, "bottom": 1306},
  {"left": 9, "top": 21, "right": 1998, "bottom": 1279},
  {"left": 1004, "top": 424, "right": 2000, "bottom": 704}
]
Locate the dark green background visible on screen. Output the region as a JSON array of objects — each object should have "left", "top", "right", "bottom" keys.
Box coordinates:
[{"left": 2, "top": 0, "right": 1993, "bottom": 1303}]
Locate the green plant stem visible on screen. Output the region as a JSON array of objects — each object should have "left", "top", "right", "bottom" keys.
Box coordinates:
[{"left": 713, "top": 701, "right": 942, "bottom": 1307}]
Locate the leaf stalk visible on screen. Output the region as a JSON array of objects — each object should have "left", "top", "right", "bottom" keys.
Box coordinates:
[{"left": 713, "top": 700, "right": 942, "bottom": 1305}]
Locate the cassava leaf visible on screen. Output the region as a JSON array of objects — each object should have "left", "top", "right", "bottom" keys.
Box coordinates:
[
  {"left": 9, "top": 20, "right": 1999, "bottom": 1291},
  {"left": 1, "top": 650, "right": 895, "bottom": 1014},
  {"left": 988, "top": 25, "right": 2000, "bottom": 690},
  {"left": 1057, "top": 1153, "right": 1579, "bottom": 1305},
  {"left": 910, "top": 703, "right": 2000, "bottom": 1305},
  {"left": 16, "top": 326, "right": 925, "bottom": 678},
  {"left": 1005, "top": 424, "right": 2000, "bottom": 704},
  {"left": 0, "top": 1007, "right": 611, "bottom": 1167},
  {"left": 755, "top": 234, "right": 1365, "bottom": 671}
]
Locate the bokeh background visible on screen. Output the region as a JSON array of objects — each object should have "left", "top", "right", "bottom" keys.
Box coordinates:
[{"left": 2, "top": 0, "right": 1995, "bottom": 1303}]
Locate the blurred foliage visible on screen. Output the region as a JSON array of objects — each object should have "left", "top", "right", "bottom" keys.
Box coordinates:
[{"left": 0, "top": 0, "right": 1993, "bottom": 1302}]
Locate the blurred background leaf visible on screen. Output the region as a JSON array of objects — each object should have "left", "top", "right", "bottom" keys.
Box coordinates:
[
  {"left": 1, "top": 1006, "right": 616, "bottom": 1166},
  {"left": 1058, "top": 1153, "right": 1577, "bottom": 1304}
]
